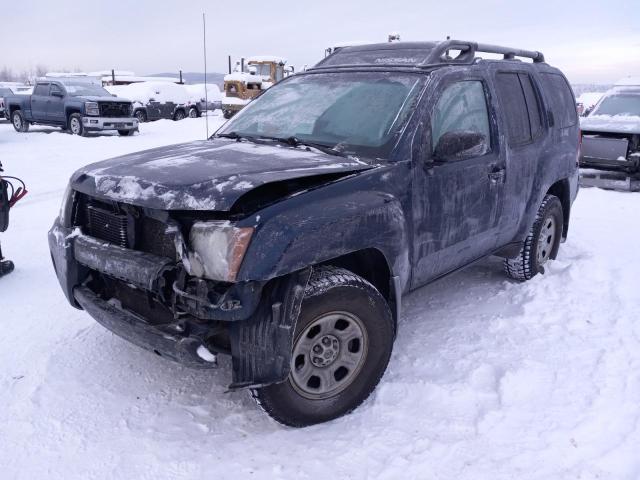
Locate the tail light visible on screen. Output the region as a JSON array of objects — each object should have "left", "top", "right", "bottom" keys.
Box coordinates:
[{"left": 577, "top": 129, "right": 582, "bottom": 167}]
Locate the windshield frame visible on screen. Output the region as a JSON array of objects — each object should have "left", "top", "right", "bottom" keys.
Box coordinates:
[{"left": 215, "top": 69, "right": 428, "bottom": 161}]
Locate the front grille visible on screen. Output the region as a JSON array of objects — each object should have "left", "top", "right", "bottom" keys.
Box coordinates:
[
  {"left": 99, "top": 102, "right": 131, "bottom": 117},
  {"left": 86, "top": 204, "right": 128, "bottom": 247},
  {"left": 137, "top": 216, "right": 177, "bottom": 259}
]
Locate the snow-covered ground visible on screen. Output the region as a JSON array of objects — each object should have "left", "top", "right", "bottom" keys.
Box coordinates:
[{"left": 1, "top": 117, "right": 639, "bottom": 479}]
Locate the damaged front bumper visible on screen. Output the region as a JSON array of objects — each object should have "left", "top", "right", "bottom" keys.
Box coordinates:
[{"left": 48, "top": 219, "right": 310, "bottom": 389}]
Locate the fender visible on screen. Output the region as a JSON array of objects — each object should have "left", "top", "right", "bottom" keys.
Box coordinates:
[{"left": 235, "top": 167, "right": 412, "bottom": 292}]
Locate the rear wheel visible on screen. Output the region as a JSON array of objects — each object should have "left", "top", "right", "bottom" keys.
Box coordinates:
[
  {"left": 223, "top": 109, "right": 234, "bottom": 119},
  {"left": 12, "top": 110, "right": 29, "bottom": 132},
  {"left": 252, "top": 266, "right": 394, "bottom": 427},
  {"left": 188, "top": 107, "right": 199, "bottom": 118},
  {"left": 173, "top": 109, "right": 186, "bottom": 121},
  {"left": 504, "top": 194, "right": 563, "bottom": 281}
]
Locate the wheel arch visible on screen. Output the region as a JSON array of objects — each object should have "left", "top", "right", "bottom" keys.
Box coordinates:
[
  {"left": 546, "top": 178, "right": 571, "bottom": 240},
  {"left": 65, "top": 108, "right": 82, "bottom": 127}
]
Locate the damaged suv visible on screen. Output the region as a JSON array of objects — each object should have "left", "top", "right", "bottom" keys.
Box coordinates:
[{"left": 49, "top": 40, "right": 580, "bottom": 427}]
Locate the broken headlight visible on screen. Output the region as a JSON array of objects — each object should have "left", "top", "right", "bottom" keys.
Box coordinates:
[{"left": 187, "top": 221, "right": 254, "bottom": 282}]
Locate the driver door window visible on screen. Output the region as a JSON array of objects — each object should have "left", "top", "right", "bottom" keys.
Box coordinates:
[{"left": 431, "top": 81, "right": 491, "bottom": 157}]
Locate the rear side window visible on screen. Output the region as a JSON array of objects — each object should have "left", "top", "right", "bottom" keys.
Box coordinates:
[
  {"left": 519, "top": 74, "right": 542, "bottom": 138},
  {"left": 495, "top": 73, "right": 530, "bottom": 144},
  {"left": 34, "top": 83, "right": 49, "bottom": 96},
  {"left": 540, "top": 73, "right": 577, "bottom": 128}
]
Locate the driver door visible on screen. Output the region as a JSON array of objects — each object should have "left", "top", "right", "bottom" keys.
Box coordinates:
[{"left": 411, "top": 71, "right": 506, "bottom": 287}]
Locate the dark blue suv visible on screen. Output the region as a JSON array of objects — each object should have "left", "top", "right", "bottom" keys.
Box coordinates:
[{"left": 49, "top": 40, "right": 580, "bottom": 426}]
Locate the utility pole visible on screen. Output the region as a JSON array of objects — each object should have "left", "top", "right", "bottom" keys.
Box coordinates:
[{"left": 202, "top": 13, "right": 209, "bottom": 139}]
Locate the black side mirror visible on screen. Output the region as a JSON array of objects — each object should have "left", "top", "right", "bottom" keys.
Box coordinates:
[
  {"left": 433, "top": 131, "right": 487, "bottom": 162},
  {"left": 51, "top": 91, "right": 63, "bottom": 98}
]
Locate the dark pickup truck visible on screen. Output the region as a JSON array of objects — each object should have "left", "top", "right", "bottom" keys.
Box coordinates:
[
  {"left": 49, "top": 40, "right": 580, "bottom": 427},
  {"left": 5, "top": 78, "right": 138, "bottom": 136}
]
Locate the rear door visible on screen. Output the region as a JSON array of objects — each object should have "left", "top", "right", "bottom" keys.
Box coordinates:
[
  {"left": 31, "top": 82, "right": 50, "bottom": 121},
  {"left": 47, "top": 83, "right": 66, "bottom": 124},
  {"left": 411, "top": 68, "right": 506, "bottom": 286},
  {"left": 490, "top": 69, "right": 547, "bottom": 244}
]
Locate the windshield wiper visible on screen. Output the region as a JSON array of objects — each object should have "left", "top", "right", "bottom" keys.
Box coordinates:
[
  {"left": 216, "top": 131, "right": 252, "bottom": 141},
  {"left": 258, "top": 135, "right": 348, "bottom": 157}
]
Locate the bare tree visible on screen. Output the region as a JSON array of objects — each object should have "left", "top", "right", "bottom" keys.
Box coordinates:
[{"left": 0, "top": 66, "right": 15, "bottom": 82}]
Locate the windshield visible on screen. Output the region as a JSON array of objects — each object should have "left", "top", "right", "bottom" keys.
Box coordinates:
[
  {"left": 592, "top": 94, "right": 640, "bottom": 117},
  {"left": 218, "top": 71, "right": 425, "bottom": 159},
  {"left": 251, "top": 63, "right": 272, "bottom": 77},
  {"left": 60, "top": 81, "right": 111, "bottom": 97}
]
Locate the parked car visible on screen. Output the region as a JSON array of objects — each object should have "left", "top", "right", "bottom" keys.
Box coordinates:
[
  {"left": 4, "top": 78, "right": 138, "bottom": 136},
  {"left": 1, "top": 85, "right": 32, "bottom": 120},
  {"left": 107, "top": 81, "right": 201, "bottom": 123},
  {"left": 184, "top": 83, "right": 223, "bottom": 112},
  {"left": 48, "top": 40, "right": 579, "bottom": 427},
  {"left": 580, "top": 84, "right": 640, "bottom": 174}
]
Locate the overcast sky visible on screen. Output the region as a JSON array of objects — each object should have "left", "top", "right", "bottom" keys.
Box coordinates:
[{"left": 4, "top": 0, "right": 639, "bottom": 84}]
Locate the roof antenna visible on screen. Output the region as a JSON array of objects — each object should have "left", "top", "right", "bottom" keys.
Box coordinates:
[{"left": 202, "top": 12, "right": 209, "bottom": 140}]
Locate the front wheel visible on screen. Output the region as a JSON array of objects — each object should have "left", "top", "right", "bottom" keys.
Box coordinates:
[
  {"left": 134, "top": 110, "right": 147, "bottom": 123},
  {"left": 118, "top": 129, "right": 134, "bottom": 136},
  {"left": 223, "top": 110, "right": 234, "bottom": 119},
  {"left": 188, "top": 107, "right": 199, "bottom": 118},
  {"left": 68, "top": 113, "right": 86, "bottom": 136},
  {"left": 504, "top": 194, "right": 563, "bottom": 281},
  {"left": 12, "top": 110, "right": 29, "bottom": 132},
  {"left": 252, "top": 266, "right": 394, "bottom": 427}
]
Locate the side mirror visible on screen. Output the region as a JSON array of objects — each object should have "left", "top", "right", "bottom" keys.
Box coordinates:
[
  {"left": 433, "top": 131, "right": 487, "bottom": 162},
  {"left": 51, "top": 91, "right": 63, "bottom": 98}
]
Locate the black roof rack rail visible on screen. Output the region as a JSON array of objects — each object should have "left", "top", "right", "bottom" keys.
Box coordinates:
[{"left": 420, "top": 40, "right": 545, "bottom": 67}]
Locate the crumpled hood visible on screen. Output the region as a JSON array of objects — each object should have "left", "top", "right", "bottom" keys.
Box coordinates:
[
  {"left": 71, "top": 139, "right": 374, "bottom": 211},
  {"left": 581, "top": 114, "right": 640, "bottom": 135}
]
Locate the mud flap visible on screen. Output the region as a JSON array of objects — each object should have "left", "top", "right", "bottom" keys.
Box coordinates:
[{"left": 228, "top": 268, "right": 311, "bottom": 390}]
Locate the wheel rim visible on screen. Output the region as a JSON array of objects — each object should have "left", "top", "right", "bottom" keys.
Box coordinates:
[
  {"left": 13, "top": 114, "right": 21, "bottom": 130},
  {"left": 70, "top": 117, "right": 81, "bottom": 134},
  {"left": 136, "top": 112, "right": 145, "bottom": 122},
  {"left": 290, "top": 311, "right": 368, "bottom": 400},
  {"left": 537, "top": 215, "right": 556, "bottom": 264}
]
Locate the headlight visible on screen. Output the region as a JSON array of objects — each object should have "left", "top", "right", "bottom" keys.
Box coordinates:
[
  {"left": 84, "top": 102, "right": 100, "bottom": 116},
  {"left": 187, "top": 221, "right": 254, "bottom": 282},
  {"left": 59, "top": 184, "right": 74, "bottom": 227}
]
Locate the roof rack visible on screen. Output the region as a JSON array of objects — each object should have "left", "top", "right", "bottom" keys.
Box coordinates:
[{"left": 420, "top": 40, "right": 545, "bottom": 67}]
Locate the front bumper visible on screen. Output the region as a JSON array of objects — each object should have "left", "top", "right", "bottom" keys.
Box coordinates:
[
  {"left": 47, "top": 218, "right": 310, "bottom": 388},
  {"left": 82, "top": 116, "right": 138, "bottom": 132}
]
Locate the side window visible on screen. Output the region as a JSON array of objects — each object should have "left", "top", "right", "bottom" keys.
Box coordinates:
[
  {"left": 540, "top": 72, "right": 577, "bottom": 128},
  {"left": 518, "top": 74, "right": 542, "bottom": 138},
  {"left": 50, "top": 84, "right": 62, "bottom": 96},
  {"left": 431, "top": 80, "right": 491, "bottom": 154},
  {"left": 495, "top": 72, "right": 531, "bottom": 144},
  {"left": 33, "top": 83, "right": 49, "bottom": 96}
]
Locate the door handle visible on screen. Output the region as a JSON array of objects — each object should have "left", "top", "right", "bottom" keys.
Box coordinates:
[{"left": 488, "top": 168, "right": 505, "bottom": 183}]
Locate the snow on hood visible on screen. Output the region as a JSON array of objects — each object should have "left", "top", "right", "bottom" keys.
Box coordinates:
[
  {"left": 80, "top": 95, "right": 132, "bottom": 103},
  {"left": 580, "top": 114, "right": 640, "bottom": 135},
  {"left": 70, "top": 139, "right": 374, "bottom": 211}
]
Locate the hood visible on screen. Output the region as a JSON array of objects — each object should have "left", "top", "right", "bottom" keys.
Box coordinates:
[
  {"left": 80, "top": 95, "right": 132, "bottom": 103},
  {"left": 581, "top": 114, "right": 640, "bottom": 135},
  {"left": 71, "top": 139, "right": 375, "bottom": 211}
]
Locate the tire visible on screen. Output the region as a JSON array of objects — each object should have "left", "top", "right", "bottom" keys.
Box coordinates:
[
  {"left": 173, "top": 109, "right": 186, "bottom": 121},
  {"left": 0, "top": 260, "right": 15, "bottom": 278},
  {"left": 134, "top": 110, "right": 147, "bottom": 123},
  {"left": 252, "top": 266, "right": 394, "bottom": 427},
  {"left": 118, "top": 129, "right": 133, "bottom": 136},
  {"left": 223, "top": 110, "right": 233, "bottom": 119},
  {"left": 188, "top": 107, "right": 198, "bottom": 118},
  {"left": 504, "top": 194, "right": 563, "bottom": 281},
  {"left": 68, "top": 113, "right": 86, "bottom": 136},
  {"left": 11, "top": 110, "right": 29, "bottom": 132}
]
